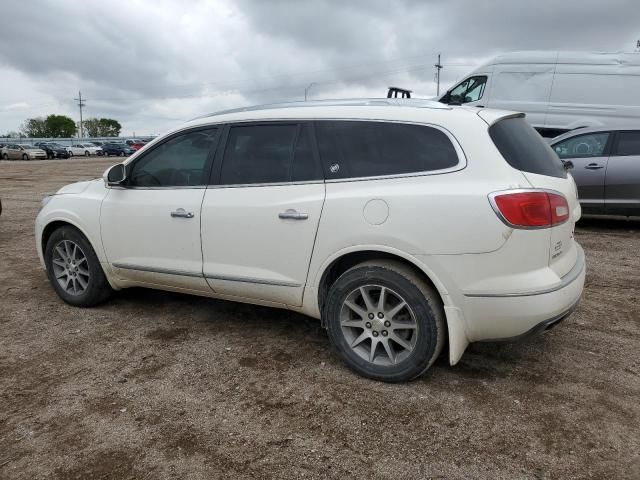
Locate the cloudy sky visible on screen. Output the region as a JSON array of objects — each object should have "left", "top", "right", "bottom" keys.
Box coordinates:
[{"left": 1, "top": 0, "right": 638, "bottom": 136}]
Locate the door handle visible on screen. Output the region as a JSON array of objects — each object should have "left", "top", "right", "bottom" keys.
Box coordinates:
[
  {"left": 278, "top": 209, "right": 309, "bottom": 220},
  {"left": 584, "top": 163, "right": 604, "bottom": 170},
  {"left": 170, "top": 208, "right": 194, "bottom": 219}
]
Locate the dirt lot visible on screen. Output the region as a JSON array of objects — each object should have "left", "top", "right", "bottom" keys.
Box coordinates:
[{"left": 0, "top": 157, "right": 638, "bottom": 479}]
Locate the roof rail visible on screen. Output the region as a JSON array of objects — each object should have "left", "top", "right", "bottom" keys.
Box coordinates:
[{"left": 193, "top": 97, "right": 449, "bottom": 120}]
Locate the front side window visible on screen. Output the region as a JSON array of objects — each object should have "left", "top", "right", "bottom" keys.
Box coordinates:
[
  {"left": 128, "top": 128, "right": 218, "bottom": 187},
  {"left": 220, "top": 124, "right": 321, "bottom": 185},
  {"left": 552, "top": 132, "right": 609, "bottom": 159},
  {"left": 447, "top": 75, "right": 487, "bottom": 104},
  {"left": 613, "top": 131, "right": 640, "bottom": 156},
  {"left": 315, "top": 121, "right": 459, "bottom": 179}
]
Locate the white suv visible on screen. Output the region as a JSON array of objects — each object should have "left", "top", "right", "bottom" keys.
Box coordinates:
[{"left": 35, "top": 99, "right": 585, "bottom": 382}]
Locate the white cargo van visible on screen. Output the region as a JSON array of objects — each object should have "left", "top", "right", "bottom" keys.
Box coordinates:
[{"left": 438, "top": 51, "right": 640, "bottom": 137}]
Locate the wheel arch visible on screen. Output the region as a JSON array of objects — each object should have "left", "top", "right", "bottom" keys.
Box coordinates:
[
  {"left": 40, "top": 218, "right": 101, "bottom": 266},
  {"left": 313, "top": 247, "right": 470, "bottom": 365},
  {"left": 315, "top": 247, "right": 449, "bottom": 323}
]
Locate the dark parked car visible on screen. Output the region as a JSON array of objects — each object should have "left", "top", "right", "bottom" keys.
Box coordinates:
[
  {"left": 550, "top": 127, "right": 640, "bottom": 216},
  {"left": 102, "top": 143, "right": 136, "bottom": 157},
  {"left": 35, "top": 142, "right": 70, "bottom": 159}
]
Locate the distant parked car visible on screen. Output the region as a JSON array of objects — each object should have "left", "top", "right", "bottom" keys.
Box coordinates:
[
  {"left": 102, "top": 143, "right": 135, "bottom": 157},
  {"left": 550, "top": 127, "right": 640, "bottom": 216},
  {"left": 1, "top": 144, "right": 47, "bottom": 160},
  {"left": 79, "top": 143, "right": 103, "bottom": 156},
  {"left": 65, "top": 145, "right": 86, "bottom": 157},
  {"left": 35, "top": 142, "right": 71, "bottom": 159},
  {"left": 130, "top": 141, "right": 147, "bottom": 151}
]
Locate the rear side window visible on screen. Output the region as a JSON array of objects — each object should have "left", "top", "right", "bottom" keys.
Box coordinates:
[
  {"left": 613, "top": 131, "right": 640, "bottom": 156},
  {"left": 489, "top": 117, "right": 566, "bottom": 178},
  {"left": 220, "top": 124, "right": 322, "bottom": 185},
  {"left": 315, "top": 121, "right": 459, "bottom": 179}
]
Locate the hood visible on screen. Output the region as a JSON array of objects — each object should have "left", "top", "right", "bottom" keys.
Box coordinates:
[{"left": 56, "top": 179, "right": 97, "bottom": 195}]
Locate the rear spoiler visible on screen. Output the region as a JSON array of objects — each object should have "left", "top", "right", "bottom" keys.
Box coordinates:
[{"left": 476, "top": 110, "right": 525, "bottom": 126}]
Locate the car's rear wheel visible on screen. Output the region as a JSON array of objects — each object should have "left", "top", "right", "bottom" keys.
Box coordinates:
[
  {"left": 2, "top": 153, "right": 8, "bottom": 160},
  {"left": 44, "top": 226, "right": 113, "bottom": 307},
  {"left": 68, "top": 151, "right": 74, "bottom": 157},
  {"left": 325, "top": 260, "right": 445, "bottom": 382},
  {"left": 119, "top": 151, "right": 125, "bottom": 157},
  {"left": 22, "top": 154, "right": 28, "bottom": 160}
]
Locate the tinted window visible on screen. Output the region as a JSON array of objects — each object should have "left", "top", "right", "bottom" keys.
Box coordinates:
[
  {"left": 221, "top": 124, "right": 321, "bottom": 185},
  {"left": 490, "top": 117, "right": 566, "bottom": 178},
  {"left": 315, "top": 121, "right": 459, "bottom": 179},
  {"left": 614, "top": 131, "right": 640, "bottom": 156},
  {"left": 552, "top": 132, "right": 609, "bottom": 159},
  {"left": 128, "top": 128, "right": 218, "bottom": 187}
]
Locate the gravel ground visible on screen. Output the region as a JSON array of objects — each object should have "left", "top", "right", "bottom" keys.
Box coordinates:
[{"left": 0, "top": 157, "right": 639, "bottom": 479}]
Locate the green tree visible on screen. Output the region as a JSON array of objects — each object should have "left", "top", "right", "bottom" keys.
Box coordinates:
[
  {"left": 45, "top": 115, "right": 76, "bottom": 137},
  {"left": 84, "top": 118, "right": 122, "bottom": 137},
  {"left": 21, "top": 117, "right": 48, "bottom": 137}
]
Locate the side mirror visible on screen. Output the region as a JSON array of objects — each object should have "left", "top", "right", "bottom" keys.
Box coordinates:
[{"left": 104, "top": 163, "right": 126, "bottom": 186}]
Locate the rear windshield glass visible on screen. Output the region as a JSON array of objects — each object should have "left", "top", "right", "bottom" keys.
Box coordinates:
[{"left": 489, "top": 116, "right": 566, "bottom": 179}]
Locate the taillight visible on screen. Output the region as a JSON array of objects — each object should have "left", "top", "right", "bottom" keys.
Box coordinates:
[{"left": 490, "top": 190, "right": 570, "bottom": 228}]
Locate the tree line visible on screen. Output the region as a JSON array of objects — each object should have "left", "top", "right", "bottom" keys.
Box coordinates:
[{"left": 4, "top": 115, "right": 122, "bottom": 138}]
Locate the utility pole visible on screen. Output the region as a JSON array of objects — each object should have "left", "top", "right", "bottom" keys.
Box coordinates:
[
  {"left": 304, "top": 82, "right": 315, "bottom": 101},
  {"left": 74, "top": 91, "right": 86, "bottom": 139},
  {"left": 434, "top": 54, "right": 443, "bottom": 96}
]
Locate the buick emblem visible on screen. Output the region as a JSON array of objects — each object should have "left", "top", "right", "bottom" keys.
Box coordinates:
[{"left": 329, "top": 163, "right": 340, "bottom": 173}]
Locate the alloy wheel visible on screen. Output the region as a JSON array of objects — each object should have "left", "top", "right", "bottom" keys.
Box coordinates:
[
  {"left": 51, "top": 240, "right": 90, "bottom": 296},
  {"left": 340, "top": 285, "right": 418, "bottom": 366}
]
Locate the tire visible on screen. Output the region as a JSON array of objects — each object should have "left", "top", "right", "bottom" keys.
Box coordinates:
[
  {"left": 119, "top": 151, "right": 125, "bottom": 157},
  {"left": 69, "top": 151, "right": 74, "bottom": 157},
  {"left": 324, "top": 260, "right": 445, "bottom": 382},
  {"left": 85, "top": 150, "right": 90, "bottom": 156},
  {"left": 22, "top": 154, "right": 28, "bottom": 160},
  {"left": 44, "top": 225, "right": 113, "bottom": 307},
  {"left": 2, "top": 153, "right": 8, "bottom": 160}
]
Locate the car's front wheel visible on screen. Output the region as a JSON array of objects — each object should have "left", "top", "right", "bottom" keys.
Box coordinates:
[
  {"left": 22, "top": 154, "right": 28, "bottom": 160},
  {"left": 85, "top": 150, "right": 90, "bottom": 156},
  {"left": 325, "top": 260, "right": 445, "bottom": 382},
  {"left": 44, "top": 226, "right": 113, "bottom": 307},
  {"left": 2, "top": 153, "right": 8, "bottom": 160},
  {"left": 68, "top": 151, "right": 74, "bottom": 157}
]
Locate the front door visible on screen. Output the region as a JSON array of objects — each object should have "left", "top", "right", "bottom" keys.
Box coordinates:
[
  {"left": 201, "top": 122, "right": 325, "bottom": 306},
  {"left": 100, "top": 127, "right": 220, "bottom": 293},
  {"left": 551, "top": 131, "right": 611, "bottom": 210},
  {"left": 605, "top": 130, "right": 640, "bottom": 213}
]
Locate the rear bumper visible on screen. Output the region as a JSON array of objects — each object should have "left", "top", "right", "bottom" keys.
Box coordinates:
[{"left": 461, "top": 244, "right": 585, "bottom": 342}]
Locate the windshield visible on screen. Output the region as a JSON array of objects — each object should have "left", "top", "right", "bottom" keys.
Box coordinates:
[{"left": 21, "top": 145, "right": 38, "bottom": 150}]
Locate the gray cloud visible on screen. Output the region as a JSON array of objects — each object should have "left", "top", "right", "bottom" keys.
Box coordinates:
[{"left": 0, "top": 0, "right": 638, "bottom": 135}]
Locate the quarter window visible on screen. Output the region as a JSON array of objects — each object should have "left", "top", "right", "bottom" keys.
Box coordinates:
[
  {"left": 315, "top": 121, "right": 459, "bottom": 179},
  {"left": 128, "top": 128, "right": 218, "bottom": 187},
  {"left": 552, "top": 132, "right": 609, "bottom": 159},
  {"left": 220, "top": 124, "right": 321, "bottom": 185},
  {"left": 613, "top": 131, "right": 640, "bottom": 156}
]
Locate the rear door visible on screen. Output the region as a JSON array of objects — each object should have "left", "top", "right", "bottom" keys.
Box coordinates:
[
  {"left": 550, "top": 131, "right": 612, "bottom": 210},
  {"left": 605, "top": 130, "right": 640, "bottom": 213},
  {"left": 201, "top": 122, "right": 325, "bottom": 306}
]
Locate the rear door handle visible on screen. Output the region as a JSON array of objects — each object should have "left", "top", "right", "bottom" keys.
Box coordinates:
[
  {"left": 584, "top": 163, "right": 604, "bottom": 170},
  {"left": 278, "top": 209, "right": 308, "bottom": 220},
  {"left": 170, "top": 208, "right": 194, "bottom": 218}
]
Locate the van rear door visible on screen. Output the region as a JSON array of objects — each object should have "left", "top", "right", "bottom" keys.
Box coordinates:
[{"left": 485, "top": 114, "right": 580, "bottom": 278}]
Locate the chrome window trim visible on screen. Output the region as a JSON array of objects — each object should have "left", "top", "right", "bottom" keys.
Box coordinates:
[
  {"left": 487, "top": 188, "right": 570, "bottom": 230},
  {"left": 204, "top": 273, "right": 301, "bottom": 288}
]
